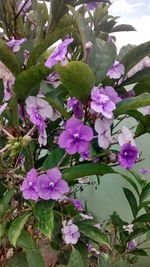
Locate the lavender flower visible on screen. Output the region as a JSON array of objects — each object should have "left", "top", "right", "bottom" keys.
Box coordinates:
[
  {"left": 87, "top": 2, "right": 101, "bottom": 10},
  {"left": 21, "top": 169, "right": 39, "bottom": 201},
  {"left": 100, "top": 86, "right": 121, "bottom": 104},
  {"left": 47, "top": 71, "right": 60, "bottom": 88},
  {"left": 45, "top": 38, "right": 73, "bottom": 68},
  {"left": 72, "top": 199, "right": 83, "bottom": 211},
  {"left": 127, "top": 240, "right": 137, "bottom": 250},
  {"left": 58, "top": 117, "right": 93, "bottom": 155},
  {"left": 107, "top": 61, "right": 125, "bottom": 79},
  {"left": 67, "top": 97, "right": 84, "bottom": 119},
  {"left": 62, "top": 220, "right": 80, "bottom": 245},
  {"left": 139, "top": 168, "right": 150, "bottom": 175},
  {"left": 118, "top": 127, "right": 136, "bottom": 146},
  {"left": 118, "top": 143, "right": 138, "bottom": 169},
  {"left": 91, "top": 87, "right": 116, "bottom": 118},
  {"left": 80, "top": 149, "right": 90, "bottom": 160},
  {"left": 95, "top": 117, "right": 113, "bottom": 149},
  {"left": 38, "top": 168, "right": 69, "bottom": 200},
  {"left": 6, "top": 38, "right": 27, "bottom": 53}
]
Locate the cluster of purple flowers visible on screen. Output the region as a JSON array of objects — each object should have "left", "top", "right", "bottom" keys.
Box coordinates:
[{"left": 21, "top": 168, "right": 69, "bottom": 201}]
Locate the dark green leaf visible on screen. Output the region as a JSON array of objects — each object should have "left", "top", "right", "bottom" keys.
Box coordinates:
[
  {"left": 14, "top": 65, "right": 51, "bottom": 101},
  {"left": 123, "top": 188, "right": 138, "bottom": 218},
  {"left": 121, "top": 41, "right": 150, "bottom": 74},
  {"left": 119, "top": 173, "right": 139, "bottom": 195},
  {"left": 114, "top": 93, "right": 150, "bottom": 116},
  {"left": 0, "top": 39, "right": 21, "bottom": 76},
  {"left": 56, "top": 61, "right": 95, "bottom": 103},
  {"left": 140, "top": 183, "right": 150, "bottom": 202},
  {"left": 118, "top": 44, "right": 136, "bottom": 61},
  {"left": 79, "top": 223, "right": 108, "bottom": 245},
  {"left": 5, "top": 252, "right": 28, "bottom": 267},
  {"left": 129, "top": 249, "right": 148, "bottom": 256},
  {"left": 48, "top": 0, "right": 68, "bottom": 32},
  {"left": 8, "top": 97, "right": 19, "bottom": 128},
  {"left": 112, "top": 24, "right": 136, "bottom": 32},
  {"left": 68, "top": 249, "right": 84, "bottom": 267},
  {"left": 122, "top": 67, "right": 150, "bottom": 86},
  {"left": 42, "top": 148, "right": 69, "bottom": 170},
  {"left": 0, "top": 79, "right": 4, "bottom": 104},
  {"left": 63, "top": 163, "right": 115, "bottom": 182},
  {"left": 26, "top": 250, "right": 45, "bottom": 267},
  {"left": 133, "top": 213, "right": 150, "bottom": 223},
  {"left": 17, "top": 230, "right": 37, "bottom": 251},
  {"left": 34, "top": 200, "right": 54, "bottom": 239},
  {"left": 133, "top": 81, "right": 150, "bottom": 96},
  {"left": 8, "top": 212, "right": 31, "bottom": 247},
  {"left": 0, "top": 189, "right": 15, "bottom": 218}
]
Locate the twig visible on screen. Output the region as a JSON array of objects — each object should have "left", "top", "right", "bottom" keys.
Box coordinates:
[{"left": 57, "top": 152, "right": 68, "bottom": 168}]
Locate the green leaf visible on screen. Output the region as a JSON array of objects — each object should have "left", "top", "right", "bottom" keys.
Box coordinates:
[
  {"left": 0, "top": 189, "right": 15, "bottom": 218},
  {"left": 68, "top": 249, "right": 84, "bottom": 267},
  {"left": 14, "top": 65, "right": 51, "bottom": 101},
  {"left": 133, "top": 213, "right": 150, "bottom": 223},
  {"left": 8, "top": 97, "right": 19, "bottom": 128},
  {"left": 121, "top": 40, "right": 150, "bottom": 74},
  {"left": 5, "top": 252, "right": 28, "bottom": 267},
  {"left": 88, "top": 37, "right": 116, "bottom": 84},
  {"left": 34, "top": 200, "right": 54, "bottom": 239},
  {"left": 123, "top": 188, "right": 138, "bottom": 218},
  {"left": 129, "top": 249, "right": 148, "bottom": 256},
  {"left": 8, "top": 212, "right": 31, "bottom": 247},
  {"left": 79, "top": 223, "right": 108, "bottom": 245},
  {"left": 140, "top": 183, "right": 150, "bottom": 202},
  {"left": 114, "top": 93, "right": 150, "bottom": 116},
  {"left": 112, "top": 24, "right": 136, "bottom": 32},
  {"left": 17, "top": 230, "right": 37, "bottom": 251},
  {"left": 48, "top": 0, "right": 68, "bottom": 32},
  {"left": 0, "top": 79, "right": 4, "bottom": 104},
  {"left": 119, "top": 173, "right": 139, "bottom": 195},
  {"left": 0, "top": 39, "right": 21, "bottom": 76},
  {"left": 26, "top": 250, "right": 45, "bottom": 267},
  {"left": 42, "top": 148, "right": 69, "bottom": 170},
  {"left": 63, "top": 163, "right": 115, "bottom": 182},
  {"left": 133, "top": 81, "right": 150, "bottom": 96},
  {"left": 45, "top": 94, "right": 69, "bottom": 118},
  {"left": 118, "top": 44, "right": 136, "bottom": 61},
  {"left": 56, "top": 61, "right": 95, "bottom": 103}
]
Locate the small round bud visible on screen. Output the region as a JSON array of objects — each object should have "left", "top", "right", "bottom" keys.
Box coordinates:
[{"left": 85, "top": 41, "right": 93, "bottom": 50}]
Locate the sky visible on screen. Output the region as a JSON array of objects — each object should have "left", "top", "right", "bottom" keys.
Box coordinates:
[{"left": 110, "top": 0, "right": 150, "bottom": 49}]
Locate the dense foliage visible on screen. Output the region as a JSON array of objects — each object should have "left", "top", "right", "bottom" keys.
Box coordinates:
[{"left": 1, "top": 0, "right": 150, "bottom": 266}]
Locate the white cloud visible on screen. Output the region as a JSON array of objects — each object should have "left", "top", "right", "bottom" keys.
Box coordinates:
[{"left": 110, "top": 0, "right": 145, "bottom": 16}]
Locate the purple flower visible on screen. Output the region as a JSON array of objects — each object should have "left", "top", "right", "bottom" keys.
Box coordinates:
[
  {"left": 62, "top": 220, "right": 80, "bottom": 245},
  {"left": 6, "top": 38, "right": 27, "bottom": 53},
  {"left": 38, "top": 168, "right": 69, "bottom": 200},
  {"left": 127, "top": 240, "right": 137, "bottom": 250},
  {"left": 107, "top": 61, "right": 125, "bottom": 79},
  {"left": 95, "top": 117, "right": 113, "bottom": 149},
  {"left": 138, "top": 168, "right": 150, "bottom": 175},
  {"left": 0, "top": 103, "right": 7, "bottom": 115},
  {"left": 3, "top": 78, "right": 15, "bottom": 102},
  {"left": 72, "top": 199, "right": 83, "bottom": 211},
  {"left": 47, "top": 71, "right": 60, "bottom": 88},
  {"left": 21, "top": 169, "right": 39, "bottom": 201},
  {"left": 118, "top": 143, "right": 139, "bottom": 169},
  {"left": 87, "top": 2, "right": 101, "bottom": 10},
  {"left": 67, "top": 97, "right": 84, "bottom": 119},
  {"left": 80, "top": 149, "right": 90, "bottom": 160},
  {"left": 38, "top": 129, "right": 47, "bottom": 147},
  {"left": 58, "top": 117, "right": 93, "bottom": 155},
  {"left": 118, "top": 127, "right": 136, "bottom": 146},
  {"left": 45, "top": 38, "right": 73, "bottom": 68},
  {"left": 91, "top": 87, "right": 116, "bottom": 118},
  {"left": 17, "top": 0, "right": 32, "bottom": 14},
  {"left": 100, "top": 86, "right": 121, "bottom": 104}
]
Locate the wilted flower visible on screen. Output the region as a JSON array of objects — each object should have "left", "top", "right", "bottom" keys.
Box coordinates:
[
  {"left": 91, "top": 87, "right": 116, "bottom": 118},
  {"left": 107, "top": 61, "right": 125, "bottom": 79},
  {"left": 95, "top": 117, "right": 113, "bottom": 149},
  {"left": 38, "top": 168, "right": 69, "bottom": 200},
  {"left": 127, "top": 239, "right": 137, "bottom": 250},
  {"left": 127, "top": 56, "right": 150, "bottom": 78},
  {"left": 87, "top": 243, "right": 100, "bottom": 256},
  {"left": 6, "top": 38, "right": 27, "bottom": 53},
  {"left": 67, "top": 97, "right": 84, "bottom": 119},
  {"left": 123, "top": 224, "right": 134, "bottom": 234},
  {"left": 58, "top": 117, "right": 93, "bottom": 155},
  {"left": 45, "top": 38, "right": 73, "bottom": 68},
  {"left": 118, "top": 127, "right": 136, "bottom": 146},
  {"left": 62, "top": 220, "right": 80, "bottom": 245},
  {"left": 118, "top": 143, "right": 138, "bottom": 169},
  {"left": 21, "top": 168, "right": 39, "bottom": 201},
  {"left": 47, "top": 71, "right": 60, "bottom": 88}
]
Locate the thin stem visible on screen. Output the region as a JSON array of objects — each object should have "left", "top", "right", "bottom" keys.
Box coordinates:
[
  {"left": 57, "top": 152, "right": 68, "bottom": 168},
  {"left": 15, "top": 0, "right": 30, "bottom": 20}
]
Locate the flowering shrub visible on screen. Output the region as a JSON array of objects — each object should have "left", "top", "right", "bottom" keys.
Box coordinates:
[{"left": 1, "top": 1, "right": 150, "bottom": 266}]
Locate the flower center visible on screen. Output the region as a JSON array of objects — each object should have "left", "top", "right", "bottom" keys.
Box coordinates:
[
  {"left": 28, "top": 181, "right": 33, "bottom": 187},
  {"left": 74, "top": 133, "right": 79, "bottom": 139},
  {"left": 124, "top": 151, "right": 128, "bottom": 156},
  {"left": 49, "top": 182, "right": 55, "bottom": 188}
]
